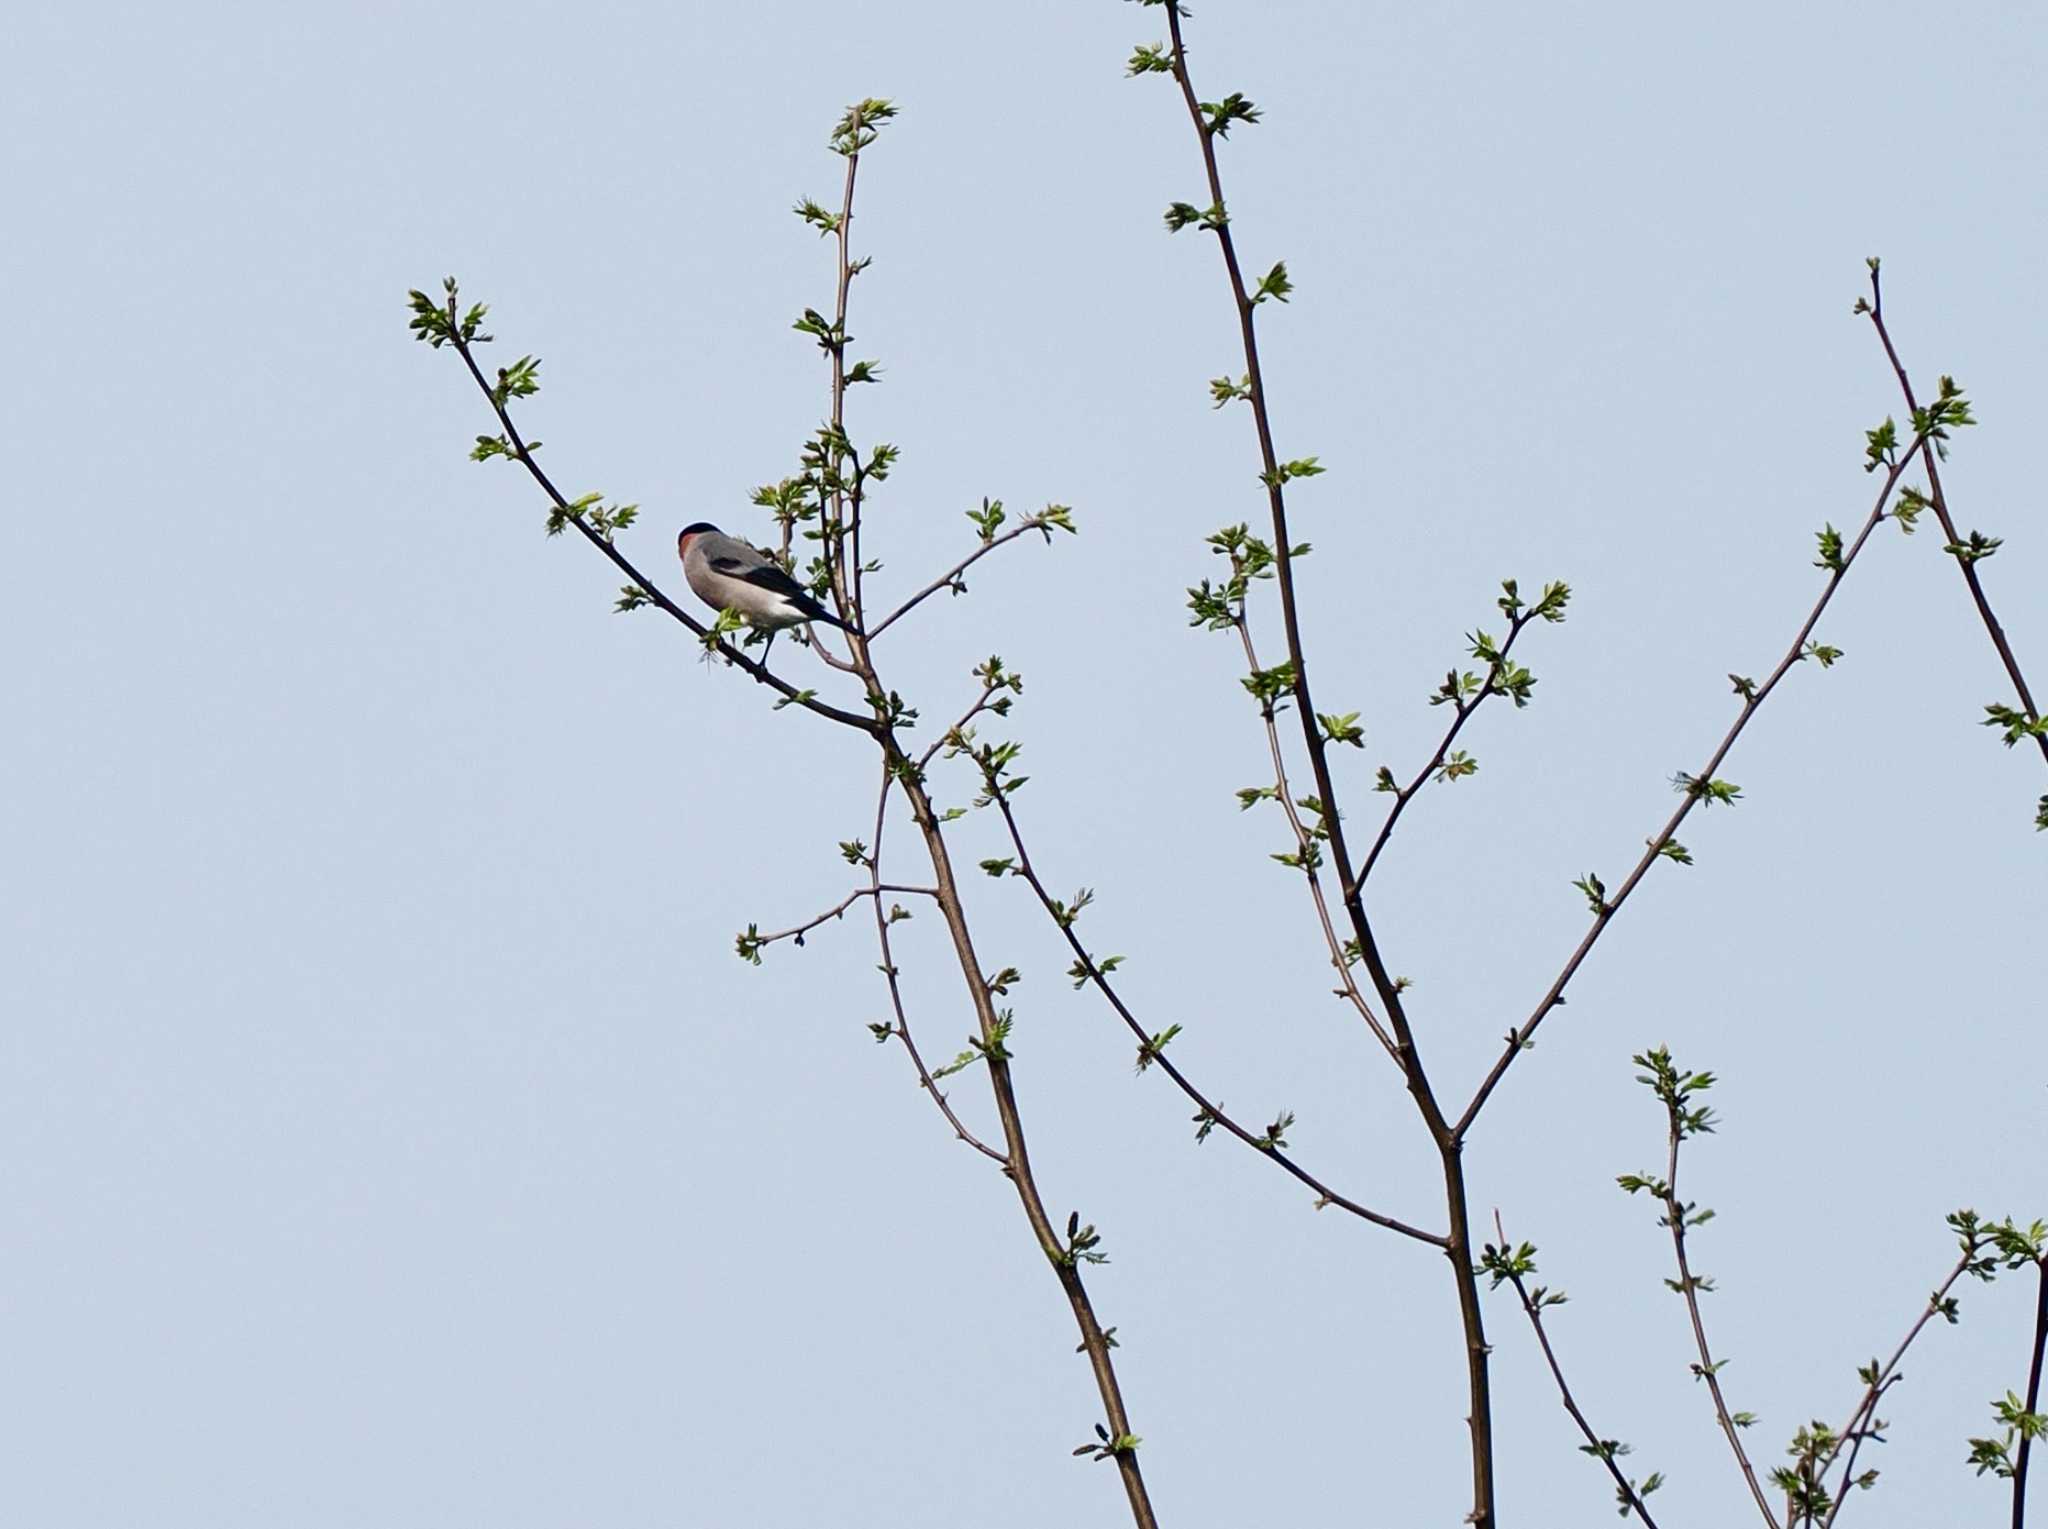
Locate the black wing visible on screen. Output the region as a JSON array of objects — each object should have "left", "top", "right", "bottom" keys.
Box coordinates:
[{"left": 709, "top": 552, "right": 811, "bottom": 601}]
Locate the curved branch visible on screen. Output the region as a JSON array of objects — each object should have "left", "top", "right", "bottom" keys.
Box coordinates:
[{"left": 867, "top": 517, "right": 1060, "bottom": 640}]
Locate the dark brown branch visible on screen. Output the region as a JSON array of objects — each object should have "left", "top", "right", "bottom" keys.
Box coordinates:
[
  {"left": 1864, "top": 269, "right": 2047, "bottom": 769},
  {"left": 891, "top": 744, "right": 1157, "bottom": 1526},
  {"left": 1157, "top": 13, "right": 1496, "bottom": 1521},
  {"left": 1658, "top": 1116, "right": 1778, "bottom": 1527},
  {"left": 441, "top": 318, "right": 878, "bottom": 735},
  {"left": 821, "top": 121, "right": 1158, "bottom": 1529},
  {"left": 1491, "top": 1212, "right": 1663, "bottom": 1527},
  {"left": 985, "top": 783, "right": 1445, "bottom": 1248},
  {"left": 1455, "top": 437, "right": 1930, "bottom": 1140},
  {"left": 2015, "top": 1257, "right": 2048, "bottom": 1529}
]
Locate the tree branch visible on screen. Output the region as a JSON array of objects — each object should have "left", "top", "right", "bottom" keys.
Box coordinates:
[
  {"left": 1155, "top": 12, "right": 1496, "bottom": 1518},
  {"left": 1487, "top": 1212, "right": 1664, "bottom": 1526},
  {"left": 2015, "top": 1256, "right": 2048, "bottom": 1529},
  {"left": 863, "top": 769, "right": 1007, "bottom": 1165},
  {"left": 1862, "top": 266, "right": 2047, "bottom": 771},
  {"left": 1811, "top": 1243, "right": 1980, "bottom": 1529},
  {"left": 1655, "top": 1101, "right": 1777, "bottom": 1527},
  {"left": 867, "top": 515, "right": 1064, "bottom": 641},
  {"left": 433, "top": 308, "right": 879, "bottom": 734},
  {"left": 1455, "top": 436, "right": 1930, "bottom": 1140},
  {"left": 820, "top": 110, "right": 1158, "bottom": 1529},
  {"left": 1359, "top": 607, "right": 1540, "bottom": 885},
  {"left": 1231, "top": 591, "right": 1398, "bottom": 1061},
  {"left": 747, "top": 882, "right": 938, "bottom": 954}
]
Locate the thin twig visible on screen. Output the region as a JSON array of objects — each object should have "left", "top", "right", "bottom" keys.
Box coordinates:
[
  {"left": 1659, "top": 1112, "right": 1778, "bottom": 1527},
  {"left": 867, "top": 519, "right": 1057, "bottom": 640},
  {"left": 752, "top": 882, "right": 938, "bottom": 952},
  {"left": 1490, "top": 1211, "right": 1663, "bottom": 1527},
  {"left": 1821, "top": 1375, "right": 1896, "bottom": 1529},
  {"left": 1455, "top": 436, "right": 1930, "bottom": 1140},
  {"left": 1813, "top": 1249, "right": 1978, "bottom": 1528},
  {"left": 863, "top": 768, "right": 1006, "bottom": 1164},
  {"left": 1232, "top": 604, "right": 1398, "bottom": 1061},
  {"left": 918, "top": 679, "right": 1006, "bottom": 772},
  {"left": 1863, "top": 268, "right": 2047, "bottom": 769},
  {"left": 1359, "top": 612, "right": 1535, "bottom": 885},
  {"left": 831, "top": 142, "right": 862, "bottom": 626}
]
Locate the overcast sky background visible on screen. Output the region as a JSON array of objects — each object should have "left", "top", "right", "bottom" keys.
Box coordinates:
[{"left": 4, "top": 2, "right": 2044, "bottom": 1524}]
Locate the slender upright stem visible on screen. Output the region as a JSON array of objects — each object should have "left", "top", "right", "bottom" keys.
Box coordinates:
[
  {"left": 1156, "top": 14, "right": 1494, "bottom": 1518},
  {"left": 2013, "top": 1258, "right": 2047, "bottom": 1529},
  {"left": 863, "top": 770, "right": 1007, "bottom": 1164},
  {"left": 1660, "top": 1122, "right": 1777, "bottom": 1527},
  {"left": 822, "top": 128, "right": 1158, "bottom": 1529},
  {"left": 883, "top": 741, "right": 1155, "bottom": 1524},
  {"left": 1232, "top": 608, "right": 1397, "bottom": 1062}
]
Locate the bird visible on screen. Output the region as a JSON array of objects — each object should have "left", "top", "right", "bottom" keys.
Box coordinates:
[{"left": 676, "top": 523, "right": 857, "bottom": 638}]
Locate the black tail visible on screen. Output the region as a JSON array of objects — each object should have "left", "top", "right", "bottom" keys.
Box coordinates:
[{"left": 800, "top": 596, "right": 859, "bottom": 636}]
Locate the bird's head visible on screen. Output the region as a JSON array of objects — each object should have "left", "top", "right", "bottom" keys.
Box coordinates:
[{"left": 677, "top": 522, "right": 721, "bottom": 556}]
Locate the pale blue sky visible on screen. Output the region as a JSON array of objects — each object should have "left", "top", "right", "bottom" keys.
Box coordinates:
[{"left": 3, "top": 2, "right": 2043, "bottom": 1524}]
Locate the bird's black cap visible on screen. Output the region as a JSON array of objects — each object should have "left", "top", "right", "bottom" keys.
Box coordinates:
[{"left": 677, "top": 522, "right": 720, "bottom": 544}]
